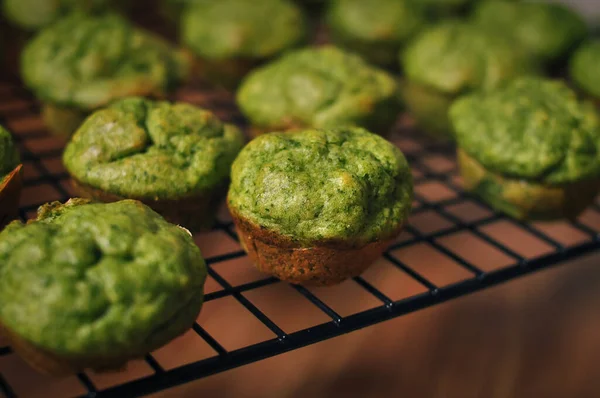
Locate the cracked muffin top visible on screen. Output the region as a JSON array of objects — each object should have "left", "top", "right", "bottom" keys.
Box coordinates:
[
  {"left": 63, "top": 97, "right": 244, "bottom": 200},
  {"left": 0, "top": 199, "right": 207, "bottom": 357},
  {"left": 0, "top": 125, "right": 19, "bottom": 185},
  {"left": 181, "top": 0, "right": 306, "bottom": 60},
  {"left": 472, "top": 1, "right": 587, "bottom": 64},
  {"left": 228, "top": 127, "right": 413, "bottom": 245},
  {"left": 21, "top": 13, "right": 190, "bottom": 111},
  {"left": 450, "top": 77, "right": 600, "bottom": 184},
  {"left": 236, "top": 46, "right": 400, "bottom": 134},
  {"left": 402, "top": 21, "right": 535, "bottom": 95}
]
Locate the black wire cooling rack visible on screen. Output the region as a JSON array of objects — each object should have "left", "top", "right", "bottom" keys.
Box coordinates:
[{"left": 1, "top": 77, "right": 600, "bottom": 398}]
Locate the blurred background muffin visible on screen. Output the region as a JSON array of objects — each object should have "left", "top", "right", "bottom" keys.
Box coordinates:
[
  {"left": 569, "top": 39, "right": 600, "bottom": 102},
  {"left": 63, "top": 97, "right": 244, "bottom": 230},
  {"left": 237, "top": 45, "right": 401, "bottom": 136},
  {"left": 0, "top": 199, "right": 208, "bottom": 375},
  {"left": 450, "top": 77, "right": 600, "bottom": 220},
  {"left": 325, "top": 0, "right": 426, "bottom": 68},
  {"left": 400, "top": 20, "right": 536, "bottom": 140},
  {"left": 20, "top": 12, "right": 191, "bottom": 137},
  {"left": 228, "top": 127, "right": 413, "bottom": 286},
  {"left": 472, "top": 0, "right": 588, "bottom": 71},
  {"left": 181, "top": 0, "right": 306, "bottom": 89}
]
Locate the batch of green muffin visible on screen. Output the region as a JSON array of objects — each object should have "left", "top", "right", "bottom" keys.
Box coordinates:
[{"left": 0, "top": 0, "right": 598, "bottom": 377}]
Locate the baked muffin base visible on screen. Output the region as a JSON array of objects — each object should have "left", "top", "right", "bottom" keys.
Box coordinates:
[
  {"left": 230, "top": 208, "right": 402, "bottom": 286},
  {"left": 399, "top": 79, "right": 455, "bottom": 141},
  {"left": 458, "top": 149, "right": 600, "bottom": 220},
  {"left": 71, "top": 178, "right": 225, "bottom": 231},
  {"left": 41, "top": 103, "right": 88, "bottom": 138},
  {"left": 0, "top": 290, "right": 205, "bottom": 375},
  {"left": 0, "top": 165, "right": 23, "bottom": 230}
]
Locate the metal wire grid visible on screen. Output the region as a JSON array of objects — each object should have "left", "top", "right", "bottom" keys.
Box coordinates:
[{"left": 0, "top": 78, "right": 600, "bottom": 398}]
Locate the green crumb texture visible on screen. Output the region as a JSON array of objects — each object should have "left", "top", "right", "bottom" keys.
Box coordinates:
[
  {"left": 401, "top": 21, "right": 534, "bottom": 95},
  {"left": 2, "top": 0, "right": 112, "bottom": 31},
  {"left": 21, "top": 13, "right": 190, "bottom": 111},
  {"left": 570, "top": 40, "right": 600, "bottom": 99},
  {"left": 0, "top": 125, "right": 19, "bottom": 181},
  {"left": 228, "top": 127, "right": 413, "bottom": 245},
  {"left": 472, "top": 0, "right": 587, "bottom": 63},
  {"left": 0, "top": 199, "right": 207, "bottom": 357},
  {"left": 236, "top": 46, "right": 401, "bottom": 133},
  {"left": 63, "top": 97, "right": 244, "bottom": 200},
  {"left": 182, "top": 0, "right": 306, "bottom": 60},
  {"left": 325, "top": 0, "right": 426, "bottom": 66},
  {"left": 450, "top": 77, "right": 600, "bottom": 185}
]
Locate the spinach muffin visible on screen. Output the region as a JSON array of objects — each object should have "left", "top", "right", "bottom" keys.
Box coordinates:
[
  {"left": 0, "top": 199, "right": 207, "bottom": 375},
  {"left": 21, "top": 13, "right": 191, "bottom": 137},
  {"left": 325, "top": 0, "right": 426, "bottom": 67},
  {"left": 0, "top": 125, "right": 21, "bottom": 229},
  {"left": 228, "top": 127, "right": 413, "bottom": 286},
  {"left": 472, "top": 1, "right": 588, "bottom": 68},
  {"left": 570, "top": 40, "right": 600, "bottom": 101},
  {"left": 181, "top": 0, "right": 306, "bottom": 89},
  {"left": 400, "top": 21, "right": 534, "bottom": 139},
  {"left": 450, "top": 77, "right": 600, "bottom": 220},
  {"left": 237, "top": 46, "right": 401, "bottom": 137},
  {"left": 63, "top": 98, "right": 244, "bottom": 230}
]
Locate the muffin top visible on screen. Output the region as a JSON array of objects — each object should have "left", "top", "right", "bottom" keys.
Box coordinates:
[
  {"left": 63, "top": 98, "right": 244, "bottom": 200},
  {"left": 326, "top": 0, "right": 426, "bottom": 64},
  {"left": 228, "top": 128, "right": 413, "bottom": 245},
  {"left": 450, "top": 77, "right": 600, "bottom": 184},
  {"left": 570, "top": 40, "right": 600, "bottom": 99},
  {"left": 402, "top": 21, "right": 533, "bottom": 95},
  {"left": 2, "top": 0, "right": 110, "bottom": 30},
  {"left": 237, "top": 46, "right": 400, "bottom": 132},
  {"left": 0, "top": 199, "right": 207, "bottom": 356},
  {"left": 181, "top": 0, "right": 306, "bottom": 60},
  {"left": 0, "top": 125, "right": 19, "bottom": 184},
  {"left": 472, "top": 1, "right": 587, "bottom": 63},
  {"left": 21, "top": 13, "right": 190, "bottom": 111}
]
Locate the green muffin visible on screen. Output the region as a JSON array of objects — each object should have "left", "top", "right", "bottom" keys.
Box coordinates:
[
  {"left": 0, "top": 199, "right": 207, "bottom": 375},
  {"left": 2, "top": 0, "right": 113, "bottom": 31},
  {"left": 237, "top": 46, "right": 401, "bottom": 136},
  {"left": 450, "top": 77, "right": 600, "bottom": 220},
  {"left": 570, "top": 40, "right": 600, "bottom": 100},
  {"left": 63, "top": 97, "right": 244, "bottom": 230},
  {"left": 228, "top": 127, "right": 413, "bottom": 285},
  {"left": 400, "top": 21, "right": 535, "bottom": 139},
  {"left": 0, "top": 125, "right": 22, "bottom": 229},
  {"left": 325, "top": 0, "right": 426, "bottom": 67},
  {"left": 472, "top": 1, "right": 587, "bottom": 67},
  {"left": 181, "top": 0, "right": 306, "bottom": 89},
  {"left": 21, "top": 13, "right": 191, "bottom": 137}
]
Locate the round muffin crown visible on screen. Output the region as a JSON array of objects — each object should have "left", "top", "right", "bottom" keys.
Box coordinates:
[
  {"left": 326, "top": 0, "right": 426, "bottom": 63},
  {"left": 228, "top": 127, "right": 413, "bottom": 245},
  {"left": 63, "top": 97, "right": 244, "bottom": 200},
  {"left": 0, "top": 125, "right": 19, "bottom": 179},
  {"left": 2, "top": 0, "right": 110, "bottom": 30},
  {"left": 570, "top": 40, "right": 600, "bottom": 99},
  {"left": 181, "top": 0, "right": 306, "bottom": 60},
  {"left": 0, "top": 199, "right": 207, "bottom": 357},
  {"left": 402, "top": 21, "right": 534, "bottom": 95},
  {"left": 450, "top": 77, "right": 600, "bottom": 184},
  {"left": 21, "top": 13, "right": 190, "bottom": 110},
  {"left": 236, "top": 46, "right": 400, "bottom": 133},
  {"left": 472, "top": 0, "right": 587, "bottom": 63}
]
